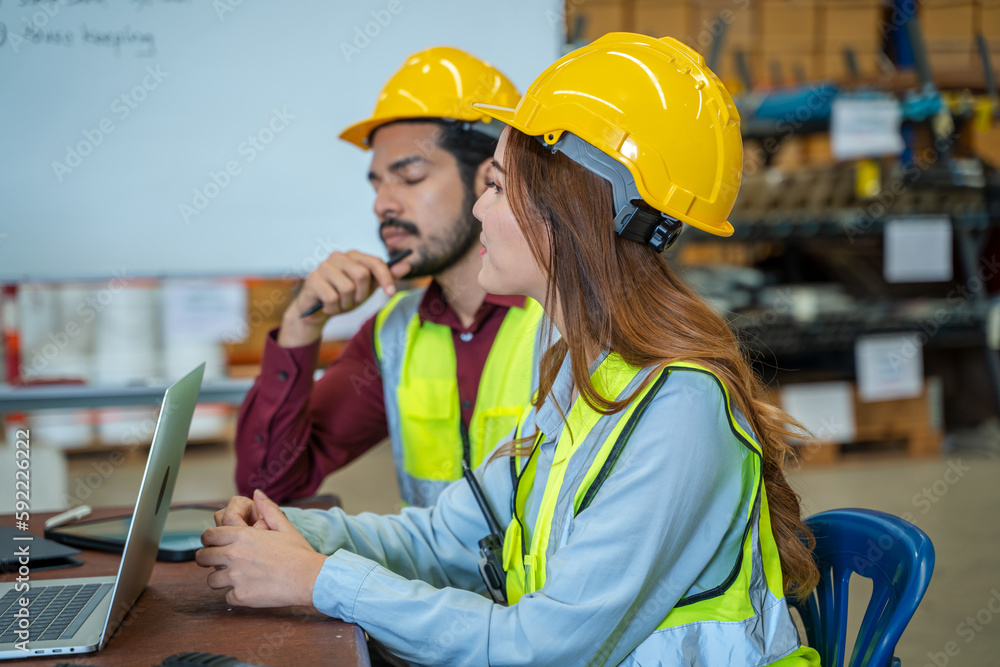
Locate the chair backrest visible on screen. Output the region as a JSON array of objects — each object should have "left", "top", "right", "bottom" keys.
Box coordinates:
[{"left": 790, "top": 508, "right": 935, "bottom": 667}]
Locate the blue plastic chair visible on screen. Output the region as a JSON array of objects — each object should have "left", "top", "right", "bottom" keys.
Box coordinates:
[{"left": 790, "top": 508, "right": 935, "bottom": 667}]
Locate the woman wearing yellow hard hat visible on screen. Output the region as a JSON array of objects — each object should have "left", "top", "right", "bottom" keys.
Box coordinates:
[{"left": 200, "top": 34, "right": 820, "bottom": 666}]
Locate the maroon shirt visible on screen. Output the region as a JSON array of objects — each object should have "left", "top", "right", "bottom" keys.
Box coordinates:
[{"left": 234, "top": 281, "right": 527, "bottom": 501}]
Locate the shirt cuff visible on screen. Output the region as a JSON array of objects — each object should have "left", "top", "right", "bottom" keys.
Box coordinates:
[
  {"left": 283, "top": 506, "right": 346, "bottom": 554},
  {"left": 257, "top": 327, "right": 321, "bottom": 403},
  {"left": 313, "top": 550, "right": 379, "bottom": 622}
]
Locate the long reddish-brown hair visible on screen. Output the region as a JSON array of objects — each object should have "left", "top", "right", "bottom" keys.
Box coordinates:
[{"left": 495, "top": 128, "right": 819, "bottom": 598}]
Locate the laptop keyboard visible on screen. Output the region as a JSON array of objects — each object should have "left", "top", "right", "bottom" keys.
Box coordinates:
[{"left": 0, "top": 583, "right": 112, "bottom": 645}]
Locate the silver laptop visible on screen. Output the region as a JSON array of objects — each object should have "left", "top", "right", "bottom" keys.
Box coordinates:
[{"left": 0, "top": 363, "right": 205, "bottom": 660}]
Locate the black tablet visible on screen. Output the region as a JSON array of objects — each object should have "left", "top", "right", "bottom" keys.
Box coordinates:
[
  {"left": 45, "top": 505, "right": 220, "bottom": 562},
  {"left": 0, "top": 526, "right": 83, "bottom": 572}
]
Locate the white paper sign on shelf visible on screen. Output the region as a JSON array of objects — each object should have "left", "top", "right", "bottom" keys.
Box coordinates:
[
  {"left": 780, "top": 381, "right": 856, "bottom": 444},
  {"left": 884, "top": 217, "right": 953, "bottom": 283},
  {"left": 855, "top": 333, "right": 924, "bottom": 402},
  {"left": 831, "top": 97, "right": 905, "bottom": 160},
  {"left": 163, "top": 280, "right": 247, "bottom": 343}
]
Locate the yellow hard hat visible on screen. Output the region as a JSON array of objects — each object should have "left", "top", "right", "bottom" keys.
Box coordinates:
[
  {"left": 474, "top": 33, "right": 742, "bottom": 238},
  {"left": 340, "top": 46, "right": 520, "bottom": 150}
]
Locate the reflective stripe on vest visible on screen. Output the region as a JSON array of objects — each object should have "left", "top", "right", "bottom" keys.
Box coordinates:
[
  {"left": 374, "top": 289, "right": 545, "bottom": 507},
  {"left": 501, "top": 356, "right": 818, "bottom": 666}
]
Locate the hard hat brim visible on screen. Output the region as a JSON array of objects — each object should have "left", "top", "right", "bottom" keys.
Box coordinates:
[
  {"left": 339, "top": 115, "right": 417, "bottom": 150},
  {"left": 471, "top": 102, "right": 517, "bottom": 127}
]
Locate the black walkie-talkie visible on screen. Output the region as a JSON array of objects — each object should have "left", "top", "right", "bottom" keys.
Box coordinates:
[{"left": 461, "top": 460, "right": 508, "bottom": 605}]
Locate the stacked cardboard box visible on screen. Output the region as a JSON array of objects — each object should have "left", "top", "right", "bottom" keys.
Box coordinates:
[
  {"left": 633, "top": 0, "right": 697, "bottom": 44},
  {"left": 566, "top": 0, "right": 943, "bottom": 88},
  {"left": 981, "top": 0, "right": 1000, "bottom": 75},
  {"left": 632, "top": 1, "right": 758, "bottom": 86},
  {"left": 758, "top": 0, "right": 820, "bottom": 85},
  {"left": 773, "top": 379, "right": 943, "bottom": 466},
  {"left": 566, "top": 0, "right": 632, "bottom": 44},
  {"left": 818, "top": 0, "right": 885, "bottom": 79},
  {"left": 921, "top": 0, "right": 978, "bottom": 73},
  {"left": 695, "top": 0, "right": 758, "bottom": 85}
]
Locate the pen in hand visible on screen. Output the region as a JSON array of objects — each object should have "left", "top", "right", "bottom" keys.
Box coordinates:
[{"left": 299, "top": 248, "right": 413, "bottom": 319}]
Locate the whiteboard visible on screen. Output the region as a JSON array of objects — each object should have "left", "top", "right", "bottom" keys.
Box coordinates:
[{"left": 0, "top": 0, "right": 562, "bottom": 282}]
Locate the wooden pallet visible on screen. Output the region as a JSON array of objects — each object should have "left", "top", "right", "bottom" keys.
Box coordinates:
[
  {"left": 790, "top": 386, "right": 943, "bottom": 466},
  {"left": 767, "top": 377, "right": 945, "bottom": 466},
  {"left": 792, "top": 429, "right": 942, "bottom": 466}
]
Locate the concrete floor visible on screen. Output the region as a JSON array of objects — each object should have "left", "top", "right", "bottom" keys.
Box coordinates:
[{"left": 62, "top": 441, "right": 1000, "bottom": 666}]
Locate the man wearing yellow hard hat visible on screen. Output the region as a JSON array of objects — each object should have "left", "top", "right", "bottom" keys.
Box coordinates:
[
  {"left": 232, "top": 47, "right": 545, "bottom": 508},
  {"left": 204, "top": 34, "right": 821, "bottom": 665}
]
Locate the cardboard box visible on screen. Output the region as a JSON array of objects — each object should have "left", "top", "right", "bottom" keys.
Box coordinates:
[
  {"left": 759, "top": 0, "right": 819, "bottom": 52},
  {"left": 920, "top": 0, "right": 977, "bottom": 51},
  {"left": 224, "top": 279, "right": 296, "bottom": 367},
  {"left": 568, "top": 0, "right": 631, "bottom": 43},
  {"left": 772, "top": 135, "right": 807, "bottom": 170},
  {"left": 819, "top": 49, "right": 883, "bottom": 79},
  {"left": 819, "top": 0, "right": 884, "bottom": 57},
  {"left": 805, "top": 132, "right": 835, "bottom": 166},
  {"left": 757, "top": 49, "right": 822, "bottom": 84},
  {"left": 716, "top": 48, "right": 760, "bottom": 89},
  {"left": 777, "top": 378, "right": 942, "bottom": 465},
  {"left": 927, "top": 48, "right": 976, "bottom": 73},
  {"left": 982, "top": 0, "right": 1000, "bottom": 51},
  {"left": 634, "top": 0, "right": 698, "bottom": 45},
  {"left": 694, "top": 0, "right": 757, "bottom": 51}
]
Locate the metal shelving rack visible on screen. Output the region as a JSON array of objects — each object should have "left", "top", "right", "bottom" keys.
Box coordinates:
[
  {"left": 0, "top": 379, "right": 252, "bottom": 413},
  {"left": 682, "top": 159, "right": 1000, "bottom": 417}
]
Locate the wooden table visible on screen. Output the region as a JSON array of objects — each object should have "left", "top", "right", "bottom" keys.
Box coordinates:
[{"left": 2, "top": 506, "right": 370, "bottom": 666}]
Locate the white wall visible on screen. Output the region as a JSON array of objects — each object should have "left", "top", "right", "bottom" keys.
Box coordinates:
[{"left": 0, "top": 0, "right": 563, "bottom": 281}]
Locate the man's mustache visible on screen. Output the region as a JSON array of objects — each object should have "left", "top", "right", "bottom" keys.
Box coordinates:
[{"left": 380, "top": 219, "right": 420, "bottom": 237}]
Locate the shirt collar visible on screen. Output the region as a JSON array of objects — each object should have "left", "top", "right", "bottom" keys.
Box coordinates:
[{"left": 416, "top": 279, "right": 528, "bottom": 332}]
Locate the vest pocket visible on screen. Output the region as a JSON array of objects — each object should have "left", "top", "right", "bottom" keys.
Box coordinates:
[{"left": 398, "top": 379, "right": 460, "bottom": 480}]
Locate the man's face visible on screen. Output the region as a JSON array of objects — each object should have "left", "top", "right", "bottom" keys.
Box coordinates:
[{"left": 367, "top": 122, "right": 480, "bottom": 277}]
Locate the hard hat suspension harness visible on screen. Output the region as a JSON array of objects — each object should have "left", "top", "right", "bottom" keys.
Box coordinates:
[{"left": 540, "top": 133, "right": 683, "bottom": 253}]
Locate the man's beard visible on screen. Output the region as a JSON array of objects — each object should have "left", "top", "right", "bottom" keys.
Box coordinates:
[{"left": 380, "top": 198, "right": 481, "bottom": 278}]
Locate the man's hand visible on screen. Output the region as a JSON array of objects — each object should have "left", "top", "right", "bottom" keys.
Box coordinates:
[
  {"left": 198, "top": 490, "right": 326, "bottom": 608},
  {"left": 278, "top": 250, "right": 412, "bottom": 348}
]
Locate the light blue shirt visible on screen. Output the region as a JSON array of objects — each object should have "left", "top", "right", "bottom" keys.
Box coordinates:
[{"left": 284, "top": 354, "right": 759, "bottom": 666}]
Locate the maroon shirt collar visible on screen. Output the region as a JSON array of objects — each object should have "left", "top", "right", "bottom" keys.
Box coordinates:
[{"left": 417, "top": 280, "right": 527, "bottom": 334}]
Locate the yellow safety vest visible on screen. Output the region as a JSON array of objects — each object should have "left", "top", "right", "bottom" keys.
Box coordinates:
[
  {"left": 502, "top": 355, "right": 821, "bottom": 666},
  {"left": 373, "top": 289, "right": 545, "bottom": 507}
]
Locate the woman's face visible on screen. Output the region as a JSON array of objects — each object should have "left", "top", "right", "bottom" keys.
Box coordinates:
[{"left": 472, "top": 129, "right": 549, "bottom": 303}]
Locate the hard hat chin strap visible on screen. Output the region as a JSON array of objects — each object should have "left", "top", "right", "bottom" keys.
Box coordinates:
[{"left": 539, "top": 133, "right": 683, "bottom": 253}]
